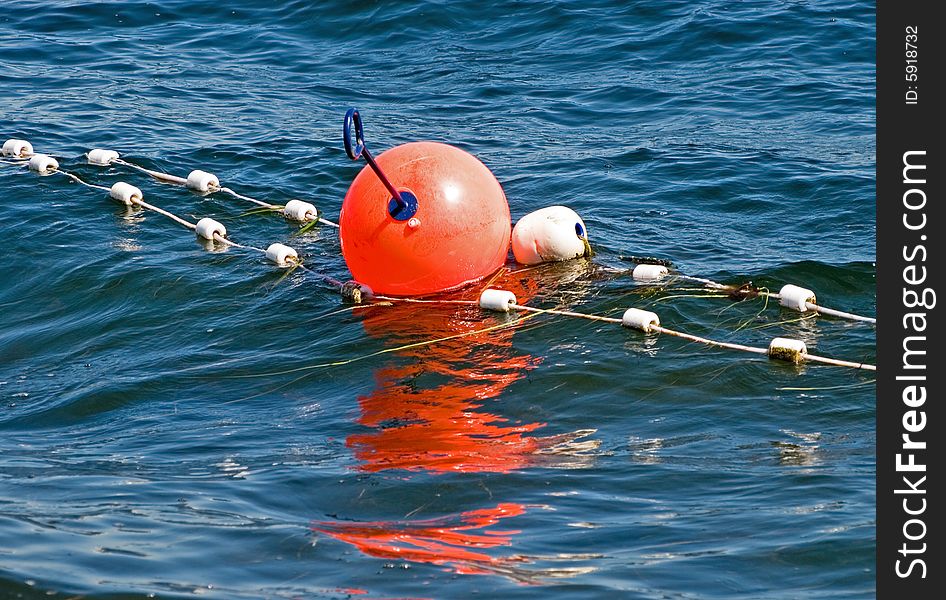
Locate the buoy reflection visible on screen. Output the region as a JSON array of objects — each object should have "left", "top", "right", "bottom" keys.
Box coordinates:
[
  {"left": 322, "top": 267, "right": 601, "bottom": 582},
  {"left": 314, "top": 502, "right": 598, "bottom": 583},
  {"left": 348, "top": 269, "right": 599, "bottom": 474},
  {"left": 315, "top": 502, "right": 525, "bottom": 573}
]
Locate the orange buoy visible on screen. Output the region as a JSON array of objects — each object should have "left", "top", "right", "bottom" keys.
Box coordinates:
[{"left": 339, "top": 141, "right": 511, "bottom": 296}]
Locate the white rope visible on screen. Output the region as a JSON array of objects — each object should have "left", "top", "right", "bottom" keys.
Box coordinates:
[
  {"left": 805, "top": 301, "right": 875, "bottom": 323},
  {"left": 135, "top": 198, "right": 197, "bottom": 230},
  {"left": 676, "top": 274, "right": 730, "bottom": 290},
  {"left": 56, "top": 176, "right": 305, "bottom": 267},
  {"left": 211, "top": 233, "right": 266, "bottom": 254},
  {"left": 5, "top": 156, "right": 112, "bottom": 193},
  {"left": 218, "top": 186, "right": 276, "bottom": 209},
  {"left": 648, "top": 324, "right": 872, "bottom": 369},
  {"left": 751, "top": 292, "right": 876, "bottom": 324},
  {"left": 20, "top": 155, "right": 287, "bottom": 260},
  {"left": 57, "top": 169, "right": 112, "bottom": 193},
  {"left": 114, "top": 158, "right": 188, "bottom": 185},
  {"left": 513, "top": 303, "right": 622, "bottom": 324}
]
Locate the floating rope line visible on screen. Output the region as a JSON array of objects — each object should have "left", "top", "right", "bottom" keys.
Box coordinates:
[
  {"left": 623, "top": 261, "right": 876, "bottom": 324},
  {"left": 86, "top": 149, "right": 339, "bottom": 228},
  {"left": 357, "top": 289, "right": 874, "bottom": 369},
  {"left": 5, "top": 141, "right": 365, "bottom": 299},
  {"left": 113, "top": 157, "right": 187, "bottom": 185},
  {"left": 57, "top": 170, "right": 111, "bottom": 193},
  {"left": 17, "top": 159, "right": 303, "bottom": 270},
  {"left": 475, "top": 288, "right": 875, "bottom": 371},
  {"left": 12, "top": 152, "right": 116, "bottom": 195},
  {"left": 106, "top": 182, "right": 283, "bottom": 255}
]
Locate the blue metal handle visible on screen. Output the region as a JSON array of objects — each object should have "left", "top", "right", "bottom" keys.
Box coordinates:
[
  {"left": 343, "top": 108, "right": 365, "bottom": 160},
  {"left": 342, "top": 107, "right": 418, "bottom": 221}
]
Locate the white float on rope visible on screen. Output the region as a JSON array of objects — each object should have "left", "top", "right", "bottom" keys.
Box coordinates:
[
  {"left": 265, "top": 243, "right": 299, "bottom": 267},
  {"left": 109, "top": 181, "right": 143, "bottom": 205},
  {"left": 511, "top": 206, "right": 588, "bottom": 265},
  {"left": 87, "top": 149, "right": 120, "bottom": 166},
  {"left": 195, "top": 218, "right": 227, "bottom": 241},
  {"left": 284, "top": 199, "right": 318, "bottom": 221},
  {"left": 479, "top": 289, "right": 518, "bottom": 312},
  {"left": 27, "top": 154, "right": 59, "bottom": 173},
  {"left": 186, "top": 169, "right": 220, "bottom": 193},
  {"left": 2, "top": 139, "right": 33, "bottom": 158},
  {"left": 778, "top": 284, "right": 816, "bottom": 312},
  {"left": 621, "top": 308, "right": 661, "bottom": 332},
  {"left": 632, "top": 264, "right": 669, "bottom": 282},
  {"left": 768, "top": 337, "right": 808, "bottom": 364}
]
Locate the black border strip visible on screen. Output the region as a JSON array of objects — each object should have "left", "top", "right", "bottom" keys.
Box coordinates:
[{"left": 877, "top": 1, "right": 942, "bottom": 597}]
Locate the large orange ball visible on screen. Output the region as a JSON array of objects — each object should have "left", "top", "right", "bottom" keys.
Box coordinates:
[{"left": 339, "top": 142, "right": 511, "bottom": 296}]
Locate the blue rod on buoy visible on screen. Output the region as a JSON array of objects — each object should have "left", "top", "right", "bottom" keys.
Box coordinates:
[{"left": 343, "top": 108, "right": 415, "bottom": 218}]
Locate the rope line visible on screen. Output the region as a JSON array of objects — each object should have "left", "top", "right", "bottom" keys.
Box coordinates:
[
  {"left": 57, "top": 169, "right": 112, "bottom": 192},
  {"left": 27, "top": 159, "right": 276, "bottom": 258},
  {"left": 676, "top": 274, "right": 730, "bottom": 290},
  {"left": 373, "top": 294, "right": 874, "bottom": 371},
  {"left": 212, "top": 233, "right": 266, "bottom": 253},
  {"left": 511, "top": 302, "right": 875, "bottom": 371},
  {"left": 134, "top": 197, "right": 196, "bottom": 230},
  {"left": 803, "top": 301, "right": 875, "bottom": 323},
  {"left": 114, "top": 158, "right": 188, "bottom": 185},
  {"left": 111, "top": 157, "right": 340, "bottom": 228},
  {"left": 363, "top": 293, "right": 873, "bottom": 370},
  {"left": 638, "top": 269, "right": 876, "bottom": 324},
  {"left": 372, "top": 295, "right": 478, "bottom": 305},
  {"left": 218, "top": 186, "right": 339, "bottom": 228},
  {"left": 218, "top": 186, "right": 276, "bottom": 209}
]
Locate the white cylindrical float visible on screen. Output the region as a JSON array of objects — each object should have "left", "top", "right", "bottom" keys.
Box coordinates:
[
  {"left": 265, "top": 243, "right": 298, "bottom": 267},
  {"left": 195, "top": 218, "right": 227, "bottom": 241},
  {"left": 109, "top": 182, "right": 143, "bottom": 205},
  {"left": 2, "top": 139, "right": 33, "bottom": 158},
  {"left": 27, "top": 154, "right": 59, "bottom": 173},
  {"left": 284, "top": 199, "right": 317, "bottom": 221},
  {"left": 778, "top": 284, "right": 816, "bottom": 312},
  {"left": 479, "top": 289, "right": 517, "bottom": 312},
  {"left": 621, "top": 308, "right": 660, "bottom": 333},
  {"left": 511, "top": 206, "right": 588, "bottom": 265},
  {"left": 768, "top": 337, "right": 808, "bottom": 364},
  {"left": 87, "top": 149, "right": 119, "bottom": 166},
  {"left": 186, "top": 169, "right": 220, "bottom": 193},
  {"left": 632, "top": 264, "right": 669, "bottom": 282}
]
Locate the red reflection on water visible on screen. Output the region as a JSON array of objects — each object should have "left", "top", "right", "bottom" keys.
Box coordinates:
[
  {"left": 348, "top": 271, "right": 547, "bottom": 474},
  {"left": 314, "top": 502, "right": 526, "bottom": 575},
  {"left": 322, "top": 268, "right": 600, "bottom": 582}
]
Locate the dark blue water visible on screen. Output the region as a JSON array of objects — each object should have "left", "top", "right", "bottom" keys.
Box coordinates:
[{"left": 1, "top": 1, "right": 875, "bottom": 598}]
